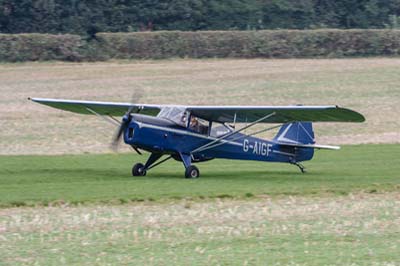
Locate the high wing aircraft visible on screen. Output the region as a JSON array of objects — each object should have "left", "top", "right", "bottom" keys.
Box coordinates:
[{"left": 29, "top": 97, "right": 365, "bottom": 178}]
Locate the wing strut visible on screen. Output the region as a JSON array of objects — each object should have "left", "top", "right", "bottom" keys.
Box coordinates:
[
  {"left": 85, "top": 107, "right": 120, "bottom": 127},
  {"left": 195, "top": 123, "right": 284, "bottom": 154},
  {"left": 191, "top": 112, "right": 276, "bottom": 154}
]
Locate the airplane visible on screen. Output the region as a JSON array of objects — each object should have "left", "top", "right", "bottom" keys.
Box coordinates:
[{"left": 29, "top": 97, "right": 365, "bottom": 178}]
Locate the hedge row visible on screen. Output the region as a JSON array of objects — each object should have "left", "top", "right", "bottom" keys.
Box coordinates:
[
  {"left": 1, "top": 30, "right": 400, "bottom": 62},
  {"left": 0, "top": 34, "right": 85, "bottom": 62}
]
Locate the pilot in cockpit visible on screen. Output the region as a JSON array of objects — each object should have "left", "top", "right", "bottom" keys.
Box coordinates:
[
  {"left": 190, "top": 116, "right": 208, "bottom": 134},
  {"left": 180, "top": 112, "right": 199, "bottom": 128},
  {"left": 190, "top": 116, "right": 199, "bottom": 128}
]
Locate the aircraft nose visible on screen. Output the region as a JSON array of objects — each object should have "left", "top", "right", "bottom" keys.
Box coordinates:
[{"left": 122, "top": 114, "right": 130, "bottom": 122}]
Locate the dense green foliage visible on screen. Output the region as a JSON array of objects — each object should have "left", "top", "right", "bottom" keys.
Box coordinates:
[
  {"left": 1, "top": 30, "right": 400, "bottom": 62},
  {"left": 0, "top": 0, "right": 400, "bottom": 35},
  {"left": 0, "top": 145, "right": 399, "bottom": 207}
]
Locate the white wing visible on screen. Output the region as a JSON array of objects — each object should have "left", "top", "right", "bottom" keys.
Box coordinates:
[{"left": 29, "top": 98, "right": 162, "bottom": 116}]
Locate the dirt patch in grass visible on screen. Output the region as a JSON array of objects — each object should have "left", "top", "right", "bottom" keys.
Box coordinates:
[{"left": 1, "top": 58, "right": 399, "bottom": 155}]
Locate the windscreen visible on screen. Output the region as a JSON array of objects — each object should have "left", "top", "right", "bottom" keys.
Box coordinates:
[{"left": 157, "top": 106, "right": 187, "bottom": 126}]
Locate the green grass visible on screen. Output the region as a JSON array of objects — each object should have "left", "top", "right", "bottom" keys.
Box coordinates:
[
  {"left": 0, "top": 144, "right": 399, "bottom": 207},
  {"left": 1, "top": 189, "right": 399, "bottom": 266},
  {"left": 1, "top": 144, "right": 399, "bottom": 265}
]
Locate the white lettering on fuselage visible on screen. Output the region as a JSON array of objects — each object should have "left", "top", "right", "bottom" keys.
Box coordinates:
[
  {"left": 243, "top": 139, "right": 272, "bottom": 156},
  {"left": 243, "top": 139, "right": 249, "bottom": 152}
]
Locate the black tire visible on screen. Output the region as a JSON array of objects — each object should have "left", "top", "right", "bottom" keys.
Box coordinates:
[
  {"left": 132, "top": 163, "right": 146, "bottom": 176},
  {"left": 185, "top": 165, "right": 200, "bottom": 179}
]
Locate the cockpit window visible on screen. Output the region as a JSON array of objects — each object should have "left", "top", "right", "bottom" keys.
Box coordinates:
[
  {"left": 210, "top": 123, "right": 233, "bottom": 137},
  {"left": 189, "top": 116, "right": 209, "bottom": 135},
  {"left": 157, "top": 106, "right": 187, "bottom": 127},
  {"left": 158, "top": 107, "right": 230, "bottom": 137}
]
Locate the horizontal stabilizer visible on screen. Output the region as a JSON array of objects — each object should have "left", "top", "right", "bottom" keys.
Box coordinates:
[{"left": 273, "top": 141, "right": 340, "bottom": 150}]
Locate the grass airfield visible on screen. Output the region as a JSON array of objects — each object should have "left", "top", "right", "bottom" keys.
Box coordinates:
[
  {"left": 1, "top": 144, "right": 400, "bottom": 265},
  {"left": 1, "top": 58, "right": 400, "bottom": 265},
  {"left": 2, "top": 192, "right": 399, "bottom": 265},
  {"left": 0, "top": 145, "right": 399, "bottom": 207},
  {"left": 1, "top": 58, "right": 399, "bottom": 155}
]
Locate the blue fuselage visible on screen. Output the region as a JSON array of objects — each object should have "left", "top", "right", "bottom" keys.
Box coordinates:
[{"left": 124, "top": 116, "right": 314, "bottom": 164}]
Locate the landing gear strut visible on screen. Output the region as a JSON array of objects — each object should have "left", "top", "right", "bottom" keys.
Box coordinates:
[
  {"left": 132, "top": 153, "right": 171, "bottom": 177},
  {"left": 131, "top": 152, "right": 200, "bottom": 178},
  {"left": 180, "top": 153, "right": 200, "bottom": 179},
  {"left": 291, "top": 162, "right": 306, "bottom": 173}
]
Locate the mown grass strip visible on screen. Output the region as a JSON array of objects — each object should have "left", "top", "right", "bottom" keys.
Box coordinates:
[{"left": 0, "top": 144, "right": 399, "bottom": 207}]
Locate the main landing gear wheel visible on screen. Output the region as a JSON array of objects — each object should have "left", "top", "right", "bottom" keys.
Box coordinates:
[
  {"left": 132, "top": 163, "right": 147, "bottom": 176},
  {"left": 185, "top": 165, "right": 200, "bottom": 179}
]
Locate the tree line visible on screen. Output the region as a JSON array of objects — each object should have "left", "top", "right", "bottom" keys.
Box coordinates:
[{"left": 1, "top": 0, "right": 400, "bottom": 35}]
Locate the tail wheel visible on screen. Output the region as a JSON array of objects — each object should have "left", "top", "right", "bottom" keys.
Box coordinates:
[
  {"left": 185, "top": 165, "right": 200, "bottom": 179},
  {"left": 132, "top": 163, "right": 146, "bottom": 176}
]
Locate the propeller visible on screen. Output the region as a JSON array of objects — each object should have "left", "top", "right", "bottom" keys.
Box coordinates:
[
  {"left": 111, "top": 92, "right": 143, "bottom": 154},
  {"left": 111, "top": 109, "right": 133, "bottom": 150}
]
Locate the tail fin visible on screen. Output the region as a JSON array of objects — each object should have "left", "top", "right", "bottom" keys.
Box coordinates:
[
  {"left": 274, "top": 122, "right": 316, "bottom": 163},
  {"left": 273, "top": 122, "right": 315, "bottom": 144}
]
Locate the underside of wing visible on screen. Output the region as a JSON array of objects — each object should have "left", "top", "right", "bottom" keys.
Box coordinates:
[
  {"left": 187, "top": 106, "right": 365, "bottom": 123},
  {"left": 30, "top": 98, "right": 365, "bottom": 124},
  {"left": 29, "top": 98, "right": 162, "bottom": 117}
]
